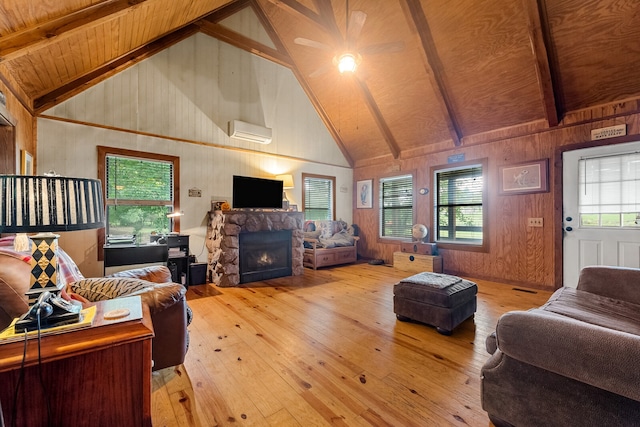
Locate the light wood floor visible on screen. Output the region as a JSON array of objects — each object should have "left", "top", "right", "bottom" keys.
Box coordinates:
[{"left": 151, "top": 263, "right": 552, "bottom": 426}]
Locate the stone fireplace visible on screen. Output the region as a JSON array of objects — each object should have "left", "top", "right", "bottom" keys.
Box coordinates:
[
  {"left": 239, "top": 230, "right": 292, "bottom": 283},
  {"left": 206, "top": 210, "right": 304, "bottom": 287}
]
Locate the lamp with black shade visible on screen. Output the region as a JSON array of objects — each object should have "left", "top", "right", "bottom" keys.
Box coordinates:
[{"left": 0, "top": 175, "right": 105, "bottom": 304}]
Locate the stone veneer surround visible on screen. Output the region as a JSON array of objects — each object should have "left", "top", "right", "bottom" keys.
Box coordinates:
[{"left": 206, "top": 210, "right": 304, "bottom": 287}]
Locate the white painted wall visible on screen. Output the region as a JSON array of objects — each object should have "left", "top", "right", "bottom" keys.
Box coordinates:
[{"left": 37, "top": 31, "right": 353, "bottom": 277}]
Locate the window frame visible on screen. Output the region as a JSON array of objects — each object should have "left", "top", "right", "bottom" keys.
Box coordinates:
[
  {"left": 97, "top": 146, "right": 180, "bottom": 257},
  {"left": 431, "top": 158, "right": 488, "bottom": 253},
  {"left": 378, "top": 173, "right": 415, "bottom": 241},
  {"left": 302, "top": 173, "right": 336, "bottom": 221}
]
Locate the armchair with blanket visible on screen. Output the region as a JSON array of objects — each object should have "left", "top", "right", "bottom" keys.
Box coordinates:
[
  {"left": 0, "top": 236, "right": 190, "bottom": 371},
  {"left": 481, "top": 265, "right": 640, "bottom": 426}
]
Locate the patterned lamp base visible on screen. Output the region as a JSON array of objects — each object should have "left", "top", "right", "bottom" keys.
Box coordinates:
[{"left": 26, "top": 233, "right": 62, "bottom": 304}]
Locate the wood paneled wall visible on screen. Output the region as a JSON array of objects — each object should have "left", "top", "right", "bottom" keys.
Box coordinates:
[
  {"left": 353, "top": 110, "right": 640, "bottom": 290},
  {"left": 0, "top": 80, "right": 35, "bottom": 173}
]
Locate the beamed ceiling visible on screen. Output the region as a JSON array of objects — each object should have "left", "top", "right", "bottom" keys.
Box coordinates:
[{"left": 1, "top": 0, "right": 640, "bottom": 167}]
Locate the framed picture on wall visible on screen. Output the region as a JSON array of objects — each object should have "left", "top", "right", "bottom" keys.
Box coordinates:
[
  {"left": 356, "top": 179, "right": 373, "bottom": 209},
  {"left": 20, "top": 150, "right": 33, "bottom": 175},
  {"left": 499, "top": 159, "right": 549, "bottom": 195}
]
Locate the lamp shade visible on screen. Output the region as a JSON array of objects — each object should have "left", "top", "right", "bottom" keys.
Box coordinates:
[
  {"left": 276, "top": 174, "right": 294, "bottom": 189},
  {"left": 0, "top": 175, "right": 105, "bottom": 233}
]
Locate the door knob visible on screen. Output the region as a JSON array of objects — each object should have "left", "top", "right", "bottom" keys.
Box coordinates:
[
  {"left": 565, "top": 226, "right": 573, "bottom": 232},
  {"left": 565, "top": 216, "right": 572, "bottom": 222}
]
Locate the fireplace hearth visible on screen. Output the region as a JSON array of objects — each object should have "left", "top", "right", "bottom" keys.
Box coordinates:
[{"left": 239, "top": 230, "right": 292, "bottom": 283}]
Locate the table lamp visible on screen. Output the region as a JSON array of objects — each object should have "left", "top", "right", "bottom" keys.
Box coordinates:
[
  {"left": 276, "top": 174, "right": 294, "bottom": 210},
  {"left": 0, "top": 175, "right": 105, "bottom": 304}
]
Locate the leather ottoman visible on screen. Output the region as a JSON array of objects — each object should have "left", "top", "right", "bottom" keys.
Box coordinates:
[{"left": 393, "top": 272, "right": 477, "bottom": 335}]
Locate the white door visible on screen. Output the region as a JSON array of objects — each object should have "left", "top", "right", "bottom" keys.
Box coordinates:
[{"left": 563, "top": 141, "right": 640, "bottom": 287}]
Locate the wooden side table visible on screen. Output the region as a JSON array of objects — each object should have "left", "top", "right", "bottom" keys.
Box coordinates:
[{"left": 0, "top": 296, "right": 154, "bottom": 427}]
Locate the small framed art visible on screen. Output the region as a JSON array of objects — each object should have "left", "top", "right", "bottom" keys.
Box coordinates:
[
  {"left": 356, "top": 179, "right": 373, "bottom": 208},
  {"left": 499, "top": 159, "right": 549, "bottom": 195}
]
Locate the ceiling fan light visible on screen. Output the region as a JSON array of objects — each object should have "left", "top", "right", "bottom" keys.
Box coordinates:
[{"left": 337, "top": 53, "right": 358, "bottom": 73}]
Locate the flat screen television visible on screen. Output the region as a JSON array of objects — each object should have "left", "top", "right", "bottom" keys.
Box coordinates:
[{"left": 232, "top": 175, "right": 283, "bottom": 209}]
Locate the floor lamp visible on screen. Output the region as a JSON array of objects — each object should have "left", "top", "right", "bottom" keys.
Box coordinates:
[{"left": 0, "top": 175, "right": 105, "bottom": 304}]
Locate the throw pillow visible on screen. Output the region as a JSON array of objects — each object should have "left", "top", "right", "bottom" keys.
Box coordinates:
[{"left": 316, "top": 220, "right": 334, "bottom": 240}]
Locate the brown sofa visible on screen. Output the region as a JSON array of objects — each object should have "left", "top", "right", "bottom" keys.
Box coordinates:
[
  {"left": 0, "top": 241, "right": 189, "bottom": 371},
  {"left": 481, "top": 266, "right": 640, "bottom": 426}
]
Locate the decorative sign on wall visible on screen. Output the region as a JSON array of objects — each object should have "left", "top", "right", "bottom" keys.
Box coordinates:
[
  {"left": 448, "top": 153, "right": 465, "bottom": 163},
  {"left": 188, "top": 188, "right": 202, "bottom": 197},
  {"left": 591, "top": 124, "right": 626, "bottom": 141}
]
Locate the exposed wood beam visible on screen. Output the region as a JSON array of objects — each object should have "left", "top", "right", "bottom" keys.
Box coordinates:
[
  {"left": 198, "top": 19, "right": 293, "bottom": 68},
  {"left": 305, "top": 0, "right": 399, "bottom": 159},
  {"left": 253, "top": 0, "right": 353, "bottom": 166},
  {"left": 291, "top": 68, "right": 355, "bottom": 167},
  {"left": 250, "top": 0, "right": 291, "bottom": 53},
  {"left": 0, "top": 0, "right": 148, "bottom": 62},
  {"left": 34, "top": 25, "right": 199, "bottom": 113},
  {"left": 353, "top": 76, "right": 400, "bottom": 159},
  {"left": 263, "top": 0, "right": 327, "bottom": 31},
  {"left": 401, "top": 0, "right": 462, "bottom": 147},
  {"left": 522, "top": 0, "right": 559, "bottom": 127}
]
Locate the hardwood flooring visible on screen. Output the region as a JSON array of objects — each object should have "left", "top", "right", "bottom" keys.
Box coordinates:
[{"left": 151, "top": 263, "right": 552, "bottom": 426}]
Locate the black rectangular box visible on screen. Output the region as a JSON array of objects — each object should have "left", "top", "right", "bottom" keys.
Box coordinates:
[{"left": 189, "top": 262, "right": 207, "bottom": 286}]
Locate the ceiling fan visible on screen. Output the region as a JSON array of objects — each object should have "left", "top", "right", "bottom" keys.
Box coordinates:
[{"left": 293, "top": 1, "right": 404, "bottom": 78}]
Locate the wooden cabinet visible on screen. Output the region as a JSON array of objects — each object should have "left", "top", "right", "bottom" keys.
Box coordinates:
[
  {"left": 393, "top": 252, "right": 443, "bottom": 274},
  {"left": 0, "top": 297, "right": 153, "bottom": 427}
]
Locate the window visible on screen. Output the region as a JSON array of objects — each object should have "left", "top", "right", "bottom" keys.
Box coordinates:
[
  {"left": 434, "top": 161, "right": 486, "bottom": 248},
  {"left": 302, "top": 174, "right": 335, "bottom": 220},
  {"left": 380, "top": 174, "right": 413, "bottom": 239},
  {"left": 98, "top": 147, "right": 179, "bottom": 244},
  {"left": 579, "top": 152, "right": 640, "bottom": 228}
]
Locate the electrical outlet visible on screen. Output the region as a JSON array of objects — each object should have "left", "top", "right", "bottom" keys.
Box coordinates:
[{"left": 527, "top": 217, "right": 543, "bottom": 227}]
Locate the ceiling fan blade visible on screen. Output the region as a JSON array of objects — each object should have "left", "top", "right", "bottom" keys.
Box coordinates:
[
  {"left": 347, "top": 11, "right": 367, "bottom": 45},
  {"left": 294, "top": 37, "right": 332, "bottom": 51},
  {"left": 308, "top": 63, "right": 332, "bottom": 78},
  {"left": 360, "top": 41, "right": 405, "bottom": 55}
]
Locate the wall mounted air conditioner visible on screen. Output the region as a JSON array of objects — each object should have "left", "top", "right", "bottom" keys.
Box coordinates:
[{"left": 228, "top": 120, "right": 272, "bottom": 144}]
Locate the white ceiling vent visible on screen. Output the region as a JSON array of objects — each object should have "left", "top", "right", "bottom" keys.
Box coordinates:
[{"left": 228, "top": 120, "right": 272, "bottom": 144}]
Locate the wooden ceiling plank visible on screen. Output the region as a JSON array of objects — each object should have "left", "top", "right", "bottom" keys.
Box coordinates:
[
  {"left": 354, "top": 76, "right": 400, "bottom": 159},
  {"left": 521, "top": 0, "right": 559, "bottom": 127},
  {"left": 206, "top": 0, "right": 252, "bottom": 23},
  {"left": 33, "top": 24, "right": 199, "bottom": 113},
  {"left": 198, "top": 19, "right": 293, "bottom": 68},
  {"left": 0, "top": 0, "right": 148, "bottom": 62},
  {"left": 400, "top": 0, "right": 462, "bottom": 147}
]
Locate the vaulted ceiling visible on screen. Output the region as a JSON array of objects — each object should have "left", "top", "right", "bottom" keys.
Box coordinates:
[{"left": 1, "top": 0, "right": 639, "bottom": 167}]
